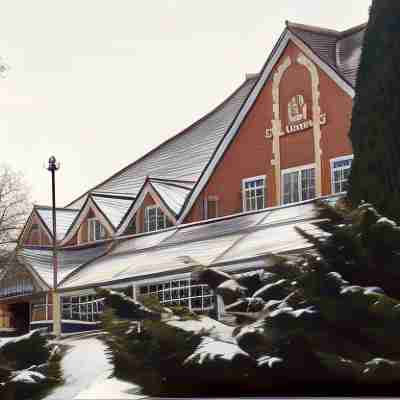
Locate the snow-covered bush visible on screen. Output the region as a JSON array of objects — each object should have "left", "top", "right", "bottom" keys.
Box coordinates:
[
  {"left": 0, "top": 329, "right": 62, "bottom": 400},
  {"left": 101, "top": 201, "right": 400, "bottom": 396}
]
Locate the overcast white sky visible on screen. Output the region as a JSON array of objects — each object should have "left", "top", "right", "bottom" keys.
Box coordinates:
[{"left": 0, "top": 0, "right": 371, "bottom": 207}]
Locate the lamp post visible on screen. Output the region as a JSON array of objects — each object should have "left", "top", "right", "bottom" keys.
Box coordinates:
[{"left": 47, "top": 156, "right": 61, "bottom": 336}]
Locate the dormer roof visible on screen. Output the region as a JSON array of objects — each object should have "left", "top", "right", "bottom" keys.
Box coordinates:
[
  {"left": 90, "top": 193, "right": 135, "bottom": 230},
  {"left": 34, "top": 206, "right": 80, "bottom": 241},
  {"left": 66, "top": 75, "right": 258, "bottom": 208}
]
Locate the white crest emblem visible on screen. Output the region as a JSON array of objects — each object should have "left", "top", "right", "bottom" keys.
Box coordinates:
[{"left": 288, "top": 95, "right": 307, "bottom": 124}]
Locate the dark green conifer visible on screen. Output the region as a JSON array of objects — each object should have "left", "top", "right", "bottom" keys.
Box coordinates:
[{"left": 349, "top": 0, "right": 400, "bottom": 220}]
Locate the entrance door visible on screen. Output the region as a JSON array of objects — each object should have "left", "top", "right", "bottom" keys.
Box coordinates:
[{"left": 9, "top": 302, "right": 30, "bottom": 334}]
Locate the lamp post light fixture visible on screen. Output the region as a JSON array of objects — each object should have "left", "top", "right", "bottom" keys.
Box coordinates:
[{"left": 47, "top": 156, "right": 61, "bottom": 336}]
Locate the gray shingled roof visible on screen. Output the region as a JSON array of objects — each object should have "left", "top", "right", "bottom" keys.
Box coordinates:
[
  {"left": 18, "top": 243, "right": 109, "bottom": 288},
  {"left": 59, "top": 200, "right": 325, "bottom": 290},
  {"left": 35, "top": 207, "right": 80, "bottom": 241},
  {"left": 149, "top": 179, "right": 194, "bottom": 216},
  {"left": 67, "top": 76, "right": 258, "bottom": 208},
  {"left": 287, "top": 21, "right": 366, "bottom": 87},
  {"left": 91, "top": 194, "right": 135, "bottom": 229}
]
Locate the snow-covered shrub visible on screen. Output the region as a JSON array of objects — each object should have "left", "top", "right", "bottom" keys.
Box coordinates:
[
  {"left": 0, "top": 329, "right": 62, "bottom": 400},
  {"left": 101, "top": 201, "right": 400, "bottom": 396}
]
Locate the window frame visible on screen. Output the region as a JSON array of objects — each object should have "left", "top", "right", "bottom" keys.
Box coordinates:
[
  {"left": 144, "top": 205, "right": 172, "bottom": 232},
  {"left": 242, "top": 175, "right": 266, "bottom": 212},
  {"left": 281, "top": 163, "right": 316, "bottom": 205},
  {"left": 138, "top": 278, "right": 214, "bottom": 312},
  {"left": 330, "top": 155, "right": 353, "bottom": 194},
  {"left": 87, "top": 218, "right": 107, "bottom": 242}
]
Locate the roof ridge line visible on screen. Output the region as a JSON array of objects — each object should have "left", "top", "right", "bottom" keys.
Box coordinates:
[
  {"left": 286, "top": 20, "right": 341, "bottom": 36},
  {"left": 91, "top": 193, "right": 136, "bottom": 201},
  {"left": 338, "top": 22, "right": 368, "bottom": 38},
  {"left": 149, "top": 179, "right": 192, "bottom": 191},
  {"left": 35, "top": 204, "right": 80, "bottom": 212},
  {"left": 64, "top": 77, "right": 259, "bottom": 209}
]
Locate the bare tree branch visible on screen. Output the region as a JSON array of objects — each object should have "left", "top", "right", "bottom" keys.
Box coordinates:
[{"left": 0, "top": 164, "right": 31, "bottom": 268}]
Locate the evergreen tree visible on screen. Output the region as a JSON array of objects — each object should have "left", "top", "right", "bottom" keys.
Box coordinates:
[{"left": 349, "top": 0, "right": 400, "bottom": 220}]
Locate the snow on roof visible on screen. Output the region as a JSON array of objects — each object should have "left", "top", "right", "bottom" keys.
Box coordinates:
[
  {"left": 215, "top": 221, "right": 318, "bottom": 265},
  {"left": 91, "top": 194, "right": 135, "bottom": 229},
  {"left": 60, "top": 232, "right": 244, "bottom": 289},
  {"left": 149, "top": 179, "right": 192, "bottom": 216},
  {"left": 57, "top": 199, "right": 325, "bottom": 290},
  {"left": 67, "top": 76, "right": 257, "bottom": 207},
  {"left": 18, "top": 244, "right": 109, "bottom": 287},
  {"left": 35, "top": 206, "right": 79, "bottom": 241}
]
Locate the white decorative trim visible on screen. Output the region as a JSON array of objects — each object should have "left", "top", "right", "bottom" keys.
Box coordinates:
[
  {"left": 23, "top": 210, "right": 53, "bottom": 245},
  {"left": 297, "top": 53, "right": 322, "bottom": 198},
  {"left": 178, "top": 29, "right": 354, "bottom": 224},
  {"left": 271, "top": 56, "right": 292, "bottom": 204},
  {"left": 290, "top": 34, "right": 354, "bottom": 97},
  {"left": 60, "top": 198, "right": 114, "bottom": 246},
  {"left": 281, "top": 163, "right": 316, "bottom": 175},
  {"left": 117, "top": 182, "right": 177, "bottom": 235}
]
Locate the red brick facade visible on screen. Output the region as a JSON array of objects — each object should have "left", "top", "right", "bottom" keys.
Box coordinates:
[{"left": 184, "top": 41, "right": 353, "bottom": 223}]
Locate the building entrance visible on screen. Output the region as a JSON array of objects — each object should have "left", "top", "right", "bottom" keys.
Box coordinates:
[{"left": 9, "top": 302, "right": 30, "bottom": 334}]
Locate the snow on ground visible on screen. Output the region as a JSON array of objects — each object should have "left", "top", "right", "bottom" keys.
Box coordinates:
[
  {"left": 74, "top": 372, "right": 145, "bottom": 400},
  {"left": 42, "top": 332, "right": 146, "bottom": 400}
]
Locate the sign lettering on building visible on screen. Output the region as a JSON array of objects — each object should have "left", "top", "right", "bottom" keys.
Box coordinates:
[{"left": 265, "top": 94, "right": 327, "bottom": 139}]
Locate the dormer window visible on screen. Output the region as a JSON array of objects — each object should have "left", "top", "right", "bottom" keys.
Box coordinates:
[
  {"left": 88, "top": 218, "right": 107, "bottom": 241},
  {"left": 144, "top": 206, "right": 173, "bottom": 232}
]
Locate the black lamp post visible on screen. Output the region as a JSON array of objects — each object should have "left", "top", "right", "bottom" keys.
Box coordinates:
[{"left": 47, "top": 156, "right": 60, "bottom": 290}]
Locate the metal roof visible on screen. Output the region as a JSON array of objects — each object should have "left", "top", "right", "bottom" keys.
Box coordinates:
[
  {"left": 164, "top": 211, "right": 267, "bottom": 246},
  {"left": 149, "top": 179, "right": 193, "bottom": 216},
  {"left": 17, "top": 244, "right": 109, "bottom": 288},
  {"left": 67, "top": 76, "right": 258, "bottom": 208},
  {"left": 58, "top": 200, "right": 323, "bottom": 290},
  {"left": 60, "top": 233, "right": 244, "bottom": 289},
  {"left": 35, "top": 207, "right": 80, "bottom": 241},
  {"left": 91, "top": 194, "right": 135, "bottom": 229}
]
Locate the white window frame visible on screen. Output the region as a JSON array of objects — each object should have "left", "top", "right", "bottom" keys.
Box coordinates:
[
  {"left": 61, "top": 295, "right": 105, "bottom": 323},
  {"left": 138, "top": 278, "right": 214, "bottom": 312},
  {"left": 87, "top": 218, "right": 107, "bottom": 242},
  {"left": 144, "top": 205, "right": 171, "bottom": 232},
  {"left": 330, "top": 155, "right": 353, "bottom": 194},
  {"left": 242, "top": 175, "right": 266, "bottom": 212},
  {"left": 281, "top": 163, "right": 316, "bottom": 205}
]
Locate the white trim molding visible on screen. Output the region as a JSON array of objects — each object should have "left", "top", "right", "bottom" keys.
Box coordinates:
[
  {"left": 117, "top": 181, "right": 177, "bottom": 235},
  {"left": 60, "top": 198, "right": 114, "bottom": 246},
  {"left": 178, "top": 28, "right": 354, "bottom": 224}
]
